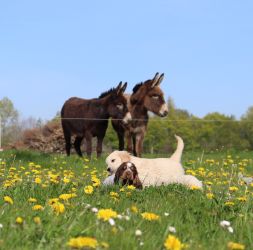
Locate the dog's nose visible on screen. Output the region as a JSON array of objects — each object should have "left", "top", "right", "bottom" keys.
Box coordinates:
[{"left": 107, "top": 167, "right": 111, "bottom": 172}]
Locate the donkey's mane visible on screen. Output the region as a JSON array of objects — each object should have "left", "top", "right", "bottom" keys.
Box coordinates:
[
  {"left": 132, "top": 83, "right": 143, "bottom": 94},
  {"left": 98, "top": 88, "right": 116, "bottom": 99}
]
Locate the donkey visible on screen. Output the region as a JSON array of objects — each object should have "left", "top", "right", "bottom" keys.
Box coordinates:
[
  {"left": 61, "top": 82, "right": 131, "bottom": 158},
  {"left": 112, "top": 73, "right": 168, "bottom": 157}
]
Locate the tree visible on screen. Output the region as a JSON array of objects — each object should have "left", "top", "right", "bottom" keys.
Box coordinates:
[{"left": 0, "top": 97, "right": 20, "bottom": 145}]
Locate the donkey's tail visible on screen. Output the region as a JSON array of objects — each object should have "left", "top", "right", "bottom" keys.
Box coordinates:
[{"left": 170, "top": 135, "right": 184, "bottom": 163}]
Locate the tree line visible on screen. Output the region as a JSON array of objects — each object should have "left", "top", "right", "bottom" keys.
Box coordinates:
[
  {"left": 104, "top": 98, "right": 253, "bottom": 153},
  {"left": 1, "top": 97, "right": 253, "bottom": 152}
]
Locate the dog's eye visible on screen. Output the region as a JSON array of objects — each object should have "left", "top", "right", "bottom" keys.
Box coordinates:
[
  {"left": 111, "top": 159, "right": 115, "bottom": 163},
  {"left": 123, "top": 166, "right": 127, "bottom": 170}
]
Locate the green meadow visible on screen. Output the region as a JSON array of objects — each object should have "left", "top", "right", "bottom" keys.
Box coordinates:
[{"left": 0, "top": 150, "right": 252, "bottom": 250}]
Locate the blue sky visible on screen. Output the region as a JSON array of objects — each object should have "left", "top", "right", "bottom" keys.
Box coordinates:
[{"left": 0, "top": 0, "right": 252, "bottom": 120}]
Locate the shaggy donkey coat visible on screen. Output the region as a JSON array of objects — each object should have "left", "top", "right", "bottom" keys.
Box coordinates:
[{"left": 104, "top": 135, "right": 202, "bottom": 188}]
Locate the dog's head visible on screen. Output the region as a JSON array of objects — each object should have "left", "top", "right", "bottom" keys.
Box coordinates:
[
  {"left": 106, "top": 151, "right": 131, "bottom": 174},
  {"left": 114, "top": 162, "right": 142, "bottom": 189}
]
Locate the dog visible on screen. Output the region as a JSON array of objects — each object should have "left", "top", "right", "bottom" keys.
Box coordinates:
[
  {"left": 114, "top": 162, "right": 143, "bottom": 189},
  {"left": 105, "top": 135, "right": 203, "bottom": 189}
]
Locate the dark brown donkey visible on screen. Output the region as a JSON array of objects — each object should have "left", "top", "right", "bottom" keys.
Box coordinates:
[
  {"left": 61, "top": 82, "right": 131, "bottom": 158},
  {"left": 112, "top": 73, "right": 168, "bottom": 157}
]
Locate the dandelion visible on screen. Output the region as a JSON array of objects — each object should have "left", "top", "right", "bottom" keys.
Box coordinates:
[
  {"left": 32, "top": 205, "right": 44, "bottom": 211},
  {"left": 15, "top": 217, "right": 23, "bottom": 224},
  {"left": 51, "top": 202, "right": 65, "bottom": 215},
  {"left": 135, "top": 229, "right": 142, "bottom": 236},
  {"left": 237, "top": 196, "right": 247, "bottom": 202},
  {"left": 33, "top": 217, "right": 41, "bottom": 225},
  {"left": 227, "top": 242, "right": 245, "bottom": 250},
  {"left": 84, "top": 185, "right": 94, "bottom": 194},
  {"left": 48, "top": 198, "right": 59, "bottom": 205},
  {"left": 229, "top": 186, "right": 239, "bottom": 192},
  {"left": 190, "top": 185, "right": 201, "bottom": 190},
  {"left": 131, "top": 205, "right": 138, "bottom": 213},
  {"left": 164, "top": 235, "right": 184, "bottom": 250},
  {"left": 34, "top": 177, "right": 42, "bottom": 184},
  {"left": 91, "top": 176, "right": 101, "bottom": 187},
  {"left": 220, "top": 220, "right": 230, "bottom": 227},
  {"left": 91, "top": 207, "right": 98, "bottom": 213},
  {"left": 67, "top": 236, "right": 98, "bottom": 249},
  {"left": 97, "top": 209, "right": 118, "bottom": 221},
  {"left": 127, "top": 185, "right": 136, "bottom": 191},
  {"left": 206, "top": 193, "right": 214, "bottom": 199},
  {"left": 228, "top": 226, "right": 234, "bottom": 233},
  {"left": 108, "top": 218, "right": 115, "bottom": 226},
  {"left": 141, "top": 212, "right": 160, "bottom": 221},
  {"left": 59, "top": 193, "right": 77, "bottom": 201},
  {"left": 28, "top": 198, "right": 37, "bottom": 203},
  {"left": 225, "top": 201, "right": 235, "bottom": 207},
  {"left": 4, "top": 196, "right": 13, "bottom": 205},
  {"left": 168, "top": 226, "right": 177, "bottom": 233}
]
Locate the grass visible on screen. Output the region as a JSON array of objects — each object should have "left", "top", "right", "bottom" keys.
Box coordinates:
[{"left": 0, "top": 149, "right": 253, "bottom": 250}]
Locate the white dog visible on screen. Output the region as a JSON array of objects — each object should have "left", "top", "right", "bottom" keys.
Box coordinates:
[{"left": 104, "top": 135, "right": 202, "bottom": 189}]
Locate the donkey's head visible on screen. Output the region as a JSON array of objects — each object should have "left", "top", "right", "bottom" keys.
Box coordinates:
[
  {"left": 100, "top": 82, "right": 131, "bottom": 124},
  {"left": 131, "top": 73, "right": 168, "bottom": 117}
]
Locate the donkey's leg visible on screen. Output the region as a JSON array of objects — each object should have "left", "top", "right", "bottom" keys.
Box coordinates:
[
  {"left": 85, "top": 133, "right": 93, "bottom": 159},
  {"left": 62, "top": 129, "right": 71, "bottom": 156},
  {"left": 118, "top": 132, "right": 125, "bottom": 151},
  {"left": 96, "top": 136, "right": 103, "bottom": 158},
  {"left": 132, "top": 135, "right": 137, "bottom": 156},
  {"left": 74, "top": 136, "right": 83, "bottom": 157},
  {"left": 135, "top": 133, "right": 144, "bottom": 157},
  {"left": 126, "top": 131, "right": 133, "bottom": 153}
]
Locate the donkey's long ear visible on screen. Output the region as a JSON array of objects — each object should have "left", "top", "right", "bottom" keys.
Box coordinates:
[
  {"left": 155, "top": 73, "right": 164, "bottom": 87},
  {"left": 151, "top": 72, "right": 160, "bottom": 88},
  {"left": 116, "top": 81, "right": 123, "bottom": 95},
  {"left": 121, "top": 82, "right": 127, "bottom": 93}
]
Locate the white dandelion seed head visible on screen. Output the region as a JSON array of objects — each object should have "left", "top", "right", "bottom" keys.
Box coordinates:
[
  {"left": 220, "top": 220, "right": 231, "bottom": 227},
  {"left": 135, "top": 229, "right": 142, "bottom": 236}
]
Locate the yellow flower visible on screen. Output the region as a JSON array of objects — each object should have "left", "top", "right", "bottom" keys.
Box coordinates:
[
  {"left": 4, "top": 196, "right": 13, "bottom": 205},
  {"left": 35, "top": 177, "right": 42, "bottom": 184},
  {"left": 229, "top": 186, "right": 239, "bottom": 192},
  {"left": 97, "top": 209, "right": 118, "bottom": 221},
  {"left": 227, "top": 241, "right": 245, "bottom": 250},
  {"left": 127, "top": 185, "right": 136, "bottom": 190},
  {"left": 48, "top": 198, "right": 59, "bottom": 205},
  {"left": 190, "top": 185, "right": 201, "bottom": 190},
  {"left": 51, "top": 202, "right": 65, "bottom": 215},
  {"left": 206, "top": 193, "right": 214, "bottom": 199},
  {"left": 15, "top": 217, "right": 23, "bottom": 224},
  {"left": 32, "top": 205, "right": 44, "bottom": 211},
  {"left": 28, "top": 198, "right": 37, "bottom": 203},
  {"left": 59, "top": 193, "right": 77, "bottom": 201},
  {"left": 67, "top": 237, "right": 98, "bottom": 249},
  {"left": 131, "top": 205, "right": 138, "bottom": 213},
  {"left": 141, "top": 212, "right": 160, "bottom": 221},
  {"left": 110, "top": 192, "right": 119, "bottom": 198},
  {"left": 225, "top": 201, "right": 235, "bottom": 207},
  {"left": 33, "top": 217, "right": 41, "bottom": 225},
  {"left": 237, "top": 196, "right": 247, "bottom": 202},
  {"left": 164, "top": 235, "right": 183, "bottom": 250},
  {"left": 84, "top": 185, "right": 94, "bottom": 194},
  {"left": 91, "top": 176, "right": 101, "bottom": 187}
]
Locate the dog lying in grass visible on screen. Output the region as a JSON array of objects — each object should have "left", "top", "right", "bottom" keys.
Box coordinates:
[
  {"left": 103, "top": 135, "right": 203, "bottom": 189},
  {"left": 114, "top": 162, "right": 143, "bottom": 189}
]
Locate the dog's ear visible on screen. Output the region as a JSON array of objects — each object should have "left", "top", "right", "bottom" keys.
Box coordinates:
[
  {"left": 114, "top": 164, "right": 124, "bottom": 184},
  {"left": 133, "top": 175, "right": 143, "bottom": 189},
  {"left": 118, "top": 151, "right": 131, "bottom": 162}
]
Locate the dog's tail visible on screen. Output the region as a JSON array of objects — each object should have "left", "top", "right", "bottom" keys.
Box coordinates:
[{"left": 170, "top": 135, "right": 184, "bottom": 163}]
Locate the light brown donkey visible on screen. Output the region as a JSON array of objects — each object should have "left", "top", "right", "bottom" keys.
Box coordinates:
[{"left": 112, "top": 73, "right": 168, "bottom": 157}]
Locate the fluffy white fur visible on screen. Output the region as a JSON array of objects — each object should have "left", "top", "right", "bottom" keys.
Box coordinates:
[{"left": 105, "top": 135, "right": 202, "bottom": 189}]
